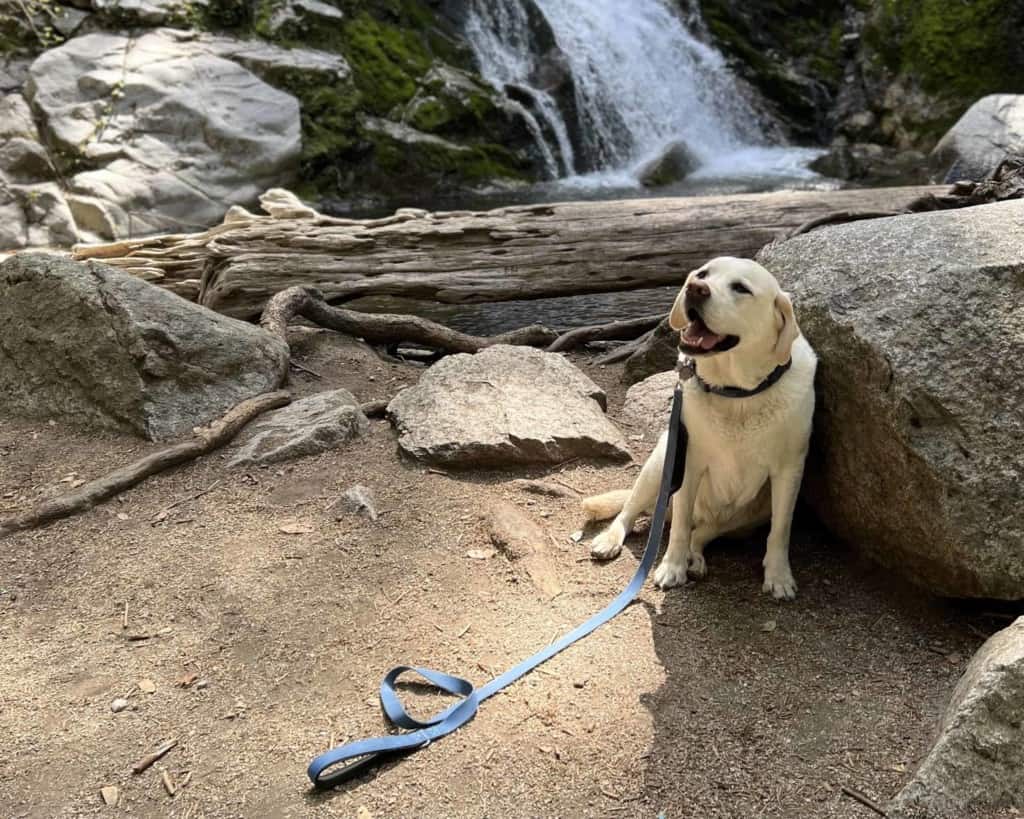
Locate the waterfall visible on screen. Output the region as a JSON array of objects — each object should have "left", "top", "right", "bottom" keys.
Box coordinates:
[{"left": 464, "top": 0, "right": 818, "bottom": 184}]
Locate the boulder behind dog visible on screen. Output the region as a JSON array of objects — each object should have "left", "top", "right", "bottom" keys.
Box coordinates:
[{"left": 759, "top": 199, "right": 1024, "bottom": 599}]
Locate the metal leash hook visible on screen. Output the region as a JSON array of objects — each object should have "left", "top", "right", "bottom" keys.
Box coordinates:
[{"left": 308, "top": 385, "right": 687, "bottom": 789}]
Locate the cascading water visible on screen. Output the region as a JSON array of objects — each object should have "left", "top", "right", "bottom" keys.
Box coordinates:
[{"left": 464, "top": 0, "right": 822, "bottom": 187}]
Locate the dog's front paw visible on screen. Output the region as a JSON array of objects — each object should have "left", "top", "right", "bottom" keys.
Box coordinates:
[
  {"left": 589, "top": 526, "right": 624, "bottom": 561},
  {"left": 686, "top": 553, "right": 707, "bottom": 580},
  {"left": 654, "top": 558, "right": 689, "bottom": 589},
  {"left": 762, "top": 563, "right": 797, "bottom": 601}
]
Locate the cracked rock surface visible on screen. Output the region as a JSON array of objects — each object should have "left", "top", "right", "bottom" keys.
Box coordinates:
[{"left": 0, "top": 253, "right": 288, "bottom": 440}]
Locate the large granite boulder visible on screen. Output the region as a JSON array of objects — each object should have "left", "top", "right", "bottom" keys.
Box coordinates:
[
  {"left": 620, "top": 370, "right": 677, "bottom": 444},
  {"left": 758, "top": 199, "right": 1024, "bottom": 599},
  {"left": 623, "top": 318, "right": 677, "bottom": 385},
  {"left": 387, "top": 345, "right": 630, "bottom": 467},
  {"left": 890, "top": 618, "right": 1024, "bottom": 818},
  {"left": 25, "top": 29, "right": 309, "bottom": 238},
  {"left": 930, "top": 95, "right": 1024, "bottom": 183},
  {"left": 0, "top": 254, "right": 288, "bottom": 440}
]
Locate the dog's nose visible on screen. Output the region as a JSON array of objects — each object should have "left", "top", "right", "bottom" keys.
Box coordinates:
[{"left": 686, "top": 279, "right": 711, "bottom": 303}]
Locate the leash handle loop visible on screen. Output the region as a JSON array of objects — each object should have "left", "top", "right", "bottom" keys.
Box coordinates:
[{"left": 307, "top": 385, "right": 685, "bottom": 789}]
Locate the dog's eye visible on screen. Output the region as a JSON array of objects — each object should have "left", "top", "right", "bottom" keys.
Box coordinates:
[
  {"left": 731, "top": 282, "right": 751, "bottom": 295},
  {"left": 696, "top": 269, "right": 708, "bottom": 280}
]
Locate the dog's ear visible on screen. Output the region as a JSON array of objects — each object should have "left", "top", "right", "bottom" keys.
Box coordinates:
[
  {"left": 773, "top": 290, "right": 800, "bottom": 364},
  {"left": 668, "top": 288, "right": 688, "bottom": 331}
]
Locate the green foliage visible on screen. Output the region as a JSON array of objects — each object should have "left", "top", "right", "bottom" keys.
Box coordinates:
[
  {"left": 341, "top": 11, "right": 432, "bottom": 115},
  {"left": 867, "top": 0, "right": 1024, "bottom": 99}
]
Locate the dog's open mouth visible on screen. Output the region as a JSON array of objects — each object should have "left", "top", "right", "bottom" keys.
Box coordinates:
[{"left": 679, "top": 309, "right": 739, "bottom": 355}]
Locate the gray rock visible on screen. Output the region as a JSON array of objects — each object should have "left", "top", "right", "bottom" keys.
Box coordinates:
[
  {"left": 260, "top": 0, "right": 343, "bottom": 37},
  {"left": 931, "top": 94, "right": 1024, "bottom": 183},
  {"left": 624, "top": 318, "right": 678, "bottom": 385},
  {"left": 387, "top": 345, "right": 630, "bottom": 467},
  {"left": 0, "top": 183, "right": 78, "bottom": 249},
  {"left": 0, "top": 58, "right": 32, "bottom": 93},
  {"left": 26, "top": 29, "right": 307, "bottom": 238},
  {"left": 91, "top": 0, "right": 206, "bottom": 26},
  {"left": 0, "top": 138, "right": 54, "bottom": 183},
  {"left": 757, "top": 199, "right": 1024, "bottom": 598},
  {"left": 229, "top": 390, "right": 368, "bottom": 467},
  {"left": 0, "top": 95, "right": 38, "bottom": 140},
  {"left": 620, "top": 370, "right": 678, "bottom": 444},
  {"left": 0, "top": 254, "right": 288, "bottom": 440},
  {"left": 636, "top": 140, "right": 700, "bottom": 187},
  {"left": 328, "top": 485, "right": 379, "bottom": 522},
  {"left": 890, "top": 618, "right": 1024, "bottom": 818}
]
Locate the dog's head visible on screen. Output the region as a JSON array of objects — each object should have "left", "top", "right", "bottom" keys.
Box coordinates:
[{"left": 668, "top": 257, "right": 799, "bottom": 367}]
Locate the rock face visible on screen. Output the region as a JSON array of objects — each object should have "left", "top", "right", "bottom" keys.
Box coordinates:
[
  {"left": 930, "top": 95, "right": 1024, "bottom": 182},
  {"left": 890, "top": 618, "right": 1024, "bottom": 818},
  {"left": 26, "top": 29, "right": 304, "bottom": 239},
  {"left": 0, "top": 254, "right": 289, "bottom": 440},
  {"left": 637, "top": 141, "right": 700, "bottom": 187},
  {"left": 620, "top": 370, "right": 678, "bottom": 444},
  {"left": 757, "top": 199, "right": 1024, "bottom": 599},
  {"left": 387, "top": 345, "right": 630, "bottom": 467},
  {"left": 624, "top": 318, "right": 678, "bottom": 386},
  {"left": 229, "top": 390, "right": 368, "bottom": 467}
]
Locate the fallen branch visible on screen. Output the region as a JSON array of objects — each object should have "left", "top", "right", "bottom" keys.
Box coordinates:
[
  {"left": 545, "top": 314, "right": 664, "bottom": 353},
  {"left": 594, "top": 328, "right": 657, "bottom": 365},
  {"left": 0, "top": 391, "right": 290, "bottom": 538},
  {"left": 131, "top": 739, "right": 178, "bottom": 775},
  {"left": 840, "top": 785, "right": 887, "bottom": 817},
  {"left": 260, "top": 286, "right": 558, "bottom": 353}
]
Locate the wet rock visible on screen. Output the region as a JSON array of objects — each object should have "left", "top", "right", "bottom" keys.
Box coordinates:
[
  {"left": 637, "top": 140, "right": 700, "bottom": 187},
  {"left": 387, "top": 345, "right": 630, "bottom": 467},
  {"left": 91, "top": 0, "right": 206, "bottom": 26},
  {"left": 890, "top": 618, "right": 1024, "bottom": 818},
  {"left": 758, "top": 199, "right": 1024, "bottom": 598},
  {"left": 230, "top": 390, "right": 368, "bottom": 467},
  {"left": 0, "top": 254, "right": 289, "bottom": 440},
  {"left": 930, "top": 94, "right": 1024, "bottom": 183}
]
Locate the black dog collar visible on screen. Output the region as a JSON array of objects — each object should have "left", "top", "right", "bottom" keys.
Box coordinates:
[{"left": 677, "top": 352, "right": 792, "bottom": 399}]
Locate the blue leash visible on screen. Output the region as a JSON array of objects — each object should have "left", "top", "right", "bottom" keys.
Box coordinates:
[{"left": 307, "top": 385, "right": 686, "bottom": 789}]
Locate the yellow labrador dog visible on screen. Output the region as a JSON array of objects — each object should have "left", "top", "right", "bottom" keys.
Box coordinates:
[{"left": 583, "top": 257, "right": 817, "bottom": 600}]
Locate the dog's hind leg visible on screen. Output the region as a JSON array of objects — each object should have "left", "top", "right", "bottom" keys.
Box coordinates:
[{"left": 589, "top": 432, "right": 667, "bottom": 561}]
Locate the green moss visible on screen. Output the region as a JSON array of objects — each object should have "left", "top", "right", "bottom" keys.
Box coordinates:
[
  {"left": 340, "top": 12, "right": 432, "bottom": 115},
  {"left": 200, "top": 0, "right": 256, "bottom": 31},
  {"left": 869, "top": 0, "right": 1024, "bottom": 99}
]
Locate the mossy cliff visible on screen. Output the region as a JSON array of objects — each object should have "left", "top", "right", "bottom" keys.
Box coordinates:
[
  {"left": 2, "top": 0, "right": 543, "bottom": 211},
  {"left": 699, "top": 0, "right": 1024, "bottom": 150}
]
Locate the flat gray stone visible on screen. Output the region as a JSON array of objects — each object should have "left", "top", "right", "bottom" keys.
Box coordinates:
[
  {"left": 890, "top": 617, "right": 1024, "bottom": 818},
  {"left": 387, "top": 345, "right": 630, "bottom": 467},
  {"left": 931, "top": 94, "right": 1024, "bottom": 182},
  {"left": 0, "top": 183, "right": 77, "bottom": 249},
  {"left": 230, "top": 390, "right": 368, "bottom": 467},
  {"left": 758, "top": 199, "right": 1024, "bottom": 599},
  {"left": 0, "top": 254, "right": 289, "bottom": 440}
]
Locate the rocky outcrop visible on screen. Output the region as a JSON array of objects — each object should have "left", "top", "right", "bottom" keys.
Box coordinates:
[
  {"left": 930, "top": 95, "right": 1024, "bottom": 183},
  {"left": 0, "top": 254, "right": 288, "bottom": 440},
  {"left": 387, "top": 345, "right": 630, "bottom": 467},
  {"left": 229, "top": 389, "right": 368, "bottom": 467},
  {"left": 889, "top": 618, "right": 1024, "bottom": 818},
  {"left": 757, "top": 199, "right": 1024, "bottom": 599},
  {"left": 25, "top": 29, "right": 307, "bottom": 239}
]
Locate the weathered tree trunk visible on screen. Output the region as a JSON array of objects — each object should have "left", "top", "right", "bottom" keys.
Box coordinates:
[{"left": 73, "top": 186, "right": 946, "bottom": 318}]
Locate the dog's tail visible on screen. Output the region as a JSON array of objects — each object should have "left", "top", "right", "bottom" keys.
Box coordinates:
[{"left": 580, "top": 489, "right": 630, "bottom": 521}]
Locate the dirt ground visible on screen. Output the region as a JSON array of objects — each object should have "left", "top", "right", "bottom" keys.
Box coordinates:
[{"left": 0, "top": 332, "right": 1006, "bottom": 819}]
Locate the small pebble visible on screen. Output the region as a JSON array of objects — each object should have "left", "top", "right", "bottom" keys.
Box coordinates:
[
  {"left": 195, "top": 679, "right": 210, "bottom": 690},
  {"left": 110, "top": 698, "right": 129, "bottom": 713}
]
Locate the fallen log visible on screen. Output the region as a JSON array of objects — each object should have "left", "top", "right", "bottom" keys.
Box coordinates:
[{"left": 72, "top": 185, "right": 946, "bottom": 318}]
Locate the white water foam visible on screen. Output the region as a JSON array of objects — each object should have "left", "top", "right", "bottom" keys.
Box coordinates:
[{"left": 464, "top": 0, "right": 823, "bottom": 187}]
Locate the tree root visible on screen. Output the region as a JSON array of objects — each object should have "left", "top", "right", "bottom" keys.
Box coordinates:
[{"left": 0, "top": 391, "right": 291, "bottom": 538}]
